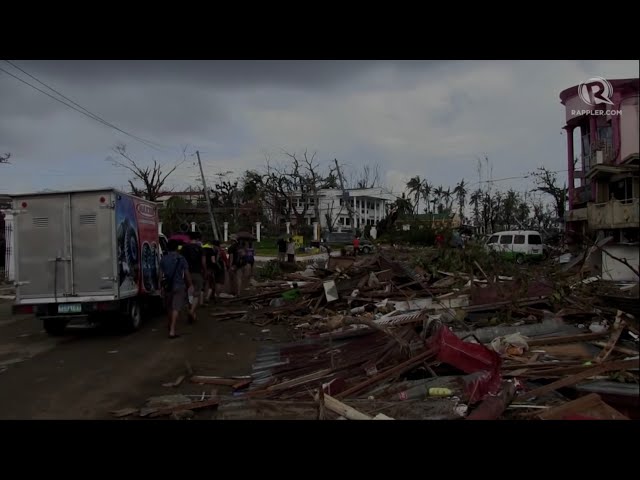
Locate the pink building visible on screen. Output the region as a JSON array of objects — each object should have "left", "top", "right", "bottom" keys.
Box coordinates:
[{"left": 560, "top": 78, "right": 639, "bottom": 280}]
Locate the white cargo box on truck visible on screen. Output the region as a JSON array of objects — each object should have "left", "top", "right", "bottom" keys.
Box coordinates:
[{"left": 10, "top": 188, "right": 162, "bottom": 335}]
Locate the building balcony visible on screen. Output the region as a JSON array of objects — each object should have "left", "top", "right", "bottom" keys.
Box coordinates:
[
  {"left": 587, "top": 198, "right": 640, "bottom": 230},
  {"left": 584, "top": 141, "right": 616, "bottom": 171},
  {"left": 586, "top": 163, "right": 639, "bottom": 181},
  {"left": 572, "top": 185, "right": 592, "bottom": 207},
  {"left": 566, "top": 207, "right": 588, "bottom": 223}
]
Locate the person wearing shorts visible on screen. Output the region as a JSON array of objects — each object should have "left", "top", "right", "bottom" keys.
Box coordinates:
[
  {"left": 181, "top": 232, "right": 206, "bottom": 322},
  {"left": 160, "top": 239, "right": 191, "bottom": 339}
]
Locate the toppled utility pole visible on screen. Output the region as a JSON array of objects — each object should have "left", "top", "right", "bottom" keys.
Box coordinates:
[{"left": 196, "top": 151, "right": 220, "bottom": 241}]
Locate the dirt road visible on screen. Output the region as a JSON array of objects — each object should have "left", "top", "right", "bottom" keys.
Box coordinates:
[{"left": 0, "top": 300, "right": 290, "bottom": 419}]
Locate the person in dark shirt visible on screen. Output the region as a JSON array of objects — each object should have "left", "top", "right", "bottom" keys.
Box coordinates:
[
  {"left": 245, "top": 241, "right": 255, "bottom": 278},
  {"left": 277, "top": 237, "right": 287, "bottom": 263},
  {"left": 212, "top": 240, "right": 227, "bottom": 291},
  {"left": 160, "top": 239, "right": 191, "bottom": 339},
  {"left": 202, "top": 240, "right": 217, "bottom": 304},
  {"left": 180, "top": 232, "right": 206, "bottom": 322},
  {"left": 227, "top": 237, "right": 247, "bottom": 296}
]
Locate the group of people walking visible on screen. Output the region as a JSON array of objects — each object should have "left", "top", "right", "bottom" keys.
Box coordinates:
[{"left": 159, "top": 232, "right": 254, "bottom": 338}]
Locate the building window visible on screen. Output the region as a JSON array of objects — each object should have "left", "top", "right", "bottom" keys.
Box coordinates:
[{"left": 610, "top": 177, "right": 633, "bottom": 203}]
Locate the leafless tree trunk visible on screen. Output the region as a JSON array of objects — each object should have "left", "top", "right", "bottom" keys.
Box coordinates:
[
  {"left": 284, "top": 149, "right": 323, "bottom": 224},
  {"left": 107, "top": 143, "right": 185, "bottom": 201},
  {"left": 351, "top": 163, "right": 381, "bottom": 189}
]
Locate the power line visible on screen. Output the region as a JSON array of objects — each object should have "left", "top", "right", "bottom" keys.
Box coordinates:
[{"left": 0, "top": 61, "right": 166, "bottom": 152}]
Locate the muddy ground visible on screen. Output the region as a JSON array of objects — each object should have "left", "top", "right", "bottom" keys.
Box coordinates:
[{"left": 0, "top": 299, "right": 292, "bottom": 420}]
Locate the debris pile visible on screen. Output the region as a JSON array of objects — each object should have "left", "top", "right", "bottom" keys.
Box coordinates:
[{"left": 118, "top": 247, "right": 638, "bottom": 420}]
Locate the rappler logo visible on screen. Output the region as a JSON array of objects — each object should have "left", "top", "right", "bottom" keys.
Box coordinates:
[{"left": 578, "top": 77, "right": 614, "bottom": 106}]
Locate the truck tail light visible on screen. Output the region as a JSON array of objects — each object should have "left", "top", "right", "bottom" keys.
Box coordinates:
[{"left": 15, "top": 305, "right": 34, "bottom": 315}]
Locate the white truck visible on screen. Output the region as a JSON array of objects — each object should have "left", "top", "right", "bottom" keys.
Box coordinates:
[{"left": 10, "top": 188, "right": 164, "bottom": 335}]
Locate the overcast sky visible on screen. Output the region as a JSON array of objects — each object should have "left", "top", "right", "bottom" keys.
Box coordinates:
[{"left": 1, "top": 60, "right": 638, "bottom": 200}]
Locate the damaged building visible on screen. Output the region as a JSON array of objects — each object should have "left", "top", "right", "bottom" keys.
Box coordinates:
[{"left": 562, "top": 77, "right": 640, "bottom": 282}]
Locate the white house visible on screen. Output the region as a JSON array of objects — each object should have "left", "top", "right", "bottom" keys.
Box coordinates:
[{"left": 282, "top": 187, "right": 397, "bottom": 231}]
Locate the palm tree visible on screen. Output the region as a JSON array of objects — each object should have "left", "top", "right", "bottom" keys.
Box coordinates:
[
  {"left": 470, "top": 188, "right": 482, "bottom": 228},
  {"left": 433, "top": 185, "right": 444, "bottom": 213},
  {"left": 453, "top": 180, "right": 467, "bottom": 223},
  {"left": 421, "top": 180, "right": 432, "bottom": 214},
  {"left": 441, "top": 188, "right": 453, "bottom": 214},
  {"left": 406, "top": 176, "right": 422, "bottom": 215}
]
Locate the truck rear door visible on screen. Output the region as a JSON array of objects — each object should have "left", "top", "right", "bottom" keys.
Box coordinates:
[
  {"left": 15, "top": 195, "right": 69, "bottom": 300},
  {"left": 70, "top": 191, "right": 116, "bottom": 297},
  {"left": 15, "top": 192, "right": 116, "bottom": 301}
]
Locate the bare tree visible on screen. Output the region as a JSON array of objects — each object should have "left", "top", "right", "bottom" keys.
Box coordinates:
[
  {"left": 352, "top": 163, "right": 381, "bottom": 189},
  {"left": 284, "top": 149, "right": 324, "bottom": 225},
  {"left": 0, "top": 153, "right": 10, "bottom": 164},
  {"left": 107, "top": 144, "right": 185, "bottom": 201},
  {"left": 530, "top": 166, "right": 567, "bottom": 222}
]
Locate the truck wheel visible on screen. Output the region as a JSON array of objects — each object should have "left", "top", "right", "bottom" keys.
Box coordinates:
[
  {"left": 124, "top": 300, "right": 143, "bottom": 332},
  {"left": 43, "top": 318, "right": 69, "bottom": 336},
  {"left": 362, "top": 246, "right": 371, "bottom": 254}
]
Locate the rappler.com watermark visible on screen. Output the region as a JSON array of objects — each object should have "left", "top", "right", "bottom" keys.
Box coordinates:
[{"left": 572, "top": 76, "right": 622, "bottom": 116}]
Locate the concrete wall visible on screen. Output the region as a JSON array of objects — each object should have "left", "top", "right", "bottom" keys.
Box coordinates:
[
  {"left": 620, "top": 96, "right": 639, "bottom": 162},
  {"left": 601, "top": 244, "right": 640, "bottom": 282}
]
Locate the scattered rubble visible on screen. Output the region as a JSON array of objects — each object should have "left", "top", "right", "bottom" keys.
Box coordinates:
[{"left": 135, "top": 246, "right": 639, "bottom": 420}]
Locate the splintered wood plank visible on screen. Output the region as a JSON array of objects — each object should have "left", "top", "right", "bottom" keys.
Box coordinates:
[
  {"left": 148, "top": 398, "right": 220, "bottom": 418},
  {"left": 538, "top": 393, "right": 630, "bottom": 420},
  {"left": 593, "top": 314, "right": 626, "bottom": 364},
  {"left": 539, "top": 343, "right": 596, "bottom": 359},
  {"left": 315, "top": 393, "right": 372, "bottom": 420},
  {"left": 527, "top": 332, "right": 610, "bottom": 346},
  {"left": 191, "top": 376, "right": 239, "bottom": 386},
  {"left": 517, "top": 358, "right": 639, "bottom": 401}
]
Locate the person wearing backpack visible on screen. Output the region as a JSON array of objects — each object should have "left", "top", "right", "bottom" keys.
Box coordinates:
[
  {"left": 160, "top": 239, "right": 192, "bottom": 339},
  {"left": 181, "top": 231, "right": 207, "bottom": 322}
]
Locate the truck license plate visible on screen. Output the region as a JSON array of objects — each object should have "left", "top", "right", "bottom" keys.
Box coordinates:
[{"left": 58, "top": 303, "right": 81, "bottom": 314}]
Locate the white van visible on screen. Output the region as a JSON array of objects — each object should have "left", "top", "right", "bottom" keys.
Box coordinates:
[{"left": 485, "top": 230, "right": 544, "bottom": 264}]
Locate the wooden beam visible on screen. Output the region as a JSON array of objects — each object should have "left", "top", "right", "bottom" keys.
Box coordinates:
[
  {"left": 149, "top": 398, "right": 220, "bottom": 418},
  {"left": 526, "top": 332, "right": 610, "bottom": 346},
  {"left": 336, "top": 347, "right": 437, "bottom": 399},
  {"left": 315, "top": 393, "right": 372, "bottom": 420},
  {"left": 517, "top": 358, "right": 639, "bottom": 401}
]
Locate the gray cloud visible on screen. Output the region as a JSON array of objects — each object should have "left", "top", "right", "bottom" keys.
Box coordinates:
[{"left": 1, "top": 60, "right": 638, "bottom": 197}]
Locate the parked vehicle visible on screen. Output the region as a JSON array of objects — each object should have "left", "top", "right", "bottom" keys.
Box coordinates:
[
  {"left": 343, "top": 239, "right": 375, "bottom": 255},
  {"left": 485, "top": 230, "right": 544, "bottom": 264},
  {"left": 322, "top": 231, "right": 375, "bottom": 254},
  {"left": 10, "top": 189, "right": 163, "bottom": 335}
]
